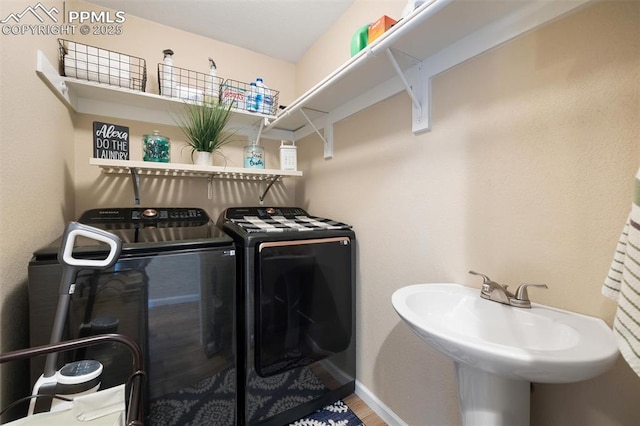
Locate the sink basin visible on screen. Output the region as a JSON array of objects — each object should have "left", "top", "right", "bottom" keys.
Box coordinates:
[
  {"left": 392, "top": 283, "right": 619, "bottom": 425},
  {"left": 392, "top": 283, "right": 618, "bottom": 383}
]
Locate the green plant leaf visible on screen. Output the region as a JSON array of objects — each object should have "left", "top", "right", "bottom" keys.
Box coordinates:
[{"left": 173, "top": 101, "right": 236, "bottom": 158}]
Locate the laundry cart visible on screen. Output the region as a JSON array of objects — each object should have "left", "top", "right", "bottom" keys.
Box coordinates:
[
  {"left": 1, "top": 222, "right": 146, "bottom": 425},
  {"left": 0, "top": 333, "right": 146, "bottom": 425}
]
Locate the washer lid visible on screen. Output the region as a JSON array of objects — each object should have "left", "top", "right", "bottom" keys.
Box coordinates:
[{"left": 32, "top": 207, "right": 233, "bottom": 259}]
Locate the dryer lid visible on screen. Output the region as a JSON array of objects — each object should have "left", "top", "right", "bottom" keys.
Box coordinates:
[{"left": 220, "top": 207, "right": 352, "bottom": 233}]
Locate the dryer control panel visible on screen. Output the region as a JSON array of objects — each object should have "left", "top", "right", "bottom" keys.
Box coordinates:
[{"left": 223, "top": 207, "right": 308, "bottom": 220}]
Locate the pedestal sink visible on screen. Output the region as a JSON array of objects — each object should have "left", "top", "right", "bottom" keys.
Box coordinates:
[{"left": 392, "top": 283, "right": 619, "bottom": 426}]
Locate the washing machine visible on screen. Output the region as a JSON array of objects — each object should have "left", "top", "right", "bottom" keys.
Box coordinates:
[
  {"left": 28, "top": 207, "right": 237, "bottom": 425},
  {"left": 218, "top": 206, "right": 356, "bottom": 426}
]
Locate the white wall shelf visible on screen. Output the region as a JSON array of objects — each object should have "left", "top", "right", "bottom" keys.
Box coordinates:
[
  {"left": 37, "top": 0, "right": 591, "bottom": 161},
  {"left": 91, "top": 158, "right": 302, "bottom": 204},
  {"left": 90, "top": 158, "right": 302, "bottom": 180},
  {"left": 267, "top": 0, "right": 591, "bottom": 158},
  {"left": 36, "top": 45, "right": 302, "bottom": 202},
  {"left": 35, "top": 51, "right": 294, "bottom": 141}
]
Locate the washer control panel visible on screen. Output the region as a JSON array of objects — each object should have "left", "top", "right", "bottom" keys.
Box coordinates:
[{"left": 79, "top": 207, "right": 209, "bottom": 224}]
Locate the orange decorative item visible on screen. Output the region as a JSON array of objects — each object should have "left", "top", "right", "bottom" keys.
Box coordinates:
[{"left": 368, "top": 15, "right": 397, "bottom": 44}]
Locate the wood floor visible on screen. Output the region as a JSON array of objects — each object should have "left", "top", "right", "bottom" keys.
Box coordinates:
[{"left": 344, "top": 393, "right": 388, "bottom": 426}]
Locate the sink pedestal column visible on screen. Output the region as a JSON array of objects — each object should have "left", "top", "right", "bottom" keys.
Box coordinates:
[{"left": 455, "top": 362, "right": 530, "bottom": 426}]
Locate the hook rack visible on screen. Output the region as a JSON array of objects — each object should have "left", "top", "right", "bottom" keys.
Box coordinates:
[{"left": 90, "top": 158, "right": 301, "bottom": 203}]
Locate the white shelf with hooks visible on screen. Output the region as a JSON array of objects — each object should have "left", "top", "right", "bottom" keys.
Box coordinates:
[
  {"left": 90, "top": 158, "right": 302, "bottom": 180},
  {"left": 90, "top": 158, "right": 302, "bottom": 204}
]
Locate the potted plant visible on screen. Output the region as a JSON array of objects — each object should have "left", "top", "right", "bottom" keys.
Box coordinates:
[{"left": 175, "top": 101, "right": 235, "bottom": 166}]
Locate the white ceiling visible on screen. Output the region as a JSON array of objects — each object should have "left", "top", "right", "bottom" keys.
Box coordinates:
[{"left": 87, "top": 0, "right": 355, "bottom": 63}]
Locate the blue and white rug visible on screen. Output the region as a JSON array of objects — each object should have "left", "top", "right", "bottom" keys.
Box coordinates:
[
  {"left": 148, "top": 366, "right": 363, "bottom": 425},
  {"left": 290, "top": 400, "right": 364, "bottom": 426}
]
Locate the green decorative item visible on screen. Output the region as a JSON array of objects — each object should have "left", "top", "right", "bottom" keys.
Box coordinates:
[
  {"left": 174, "top": 101, "right": 235, "bottom": 164},
  {"left": 350, "top": 24, "right": 370, "bottom": 56},
  {"left": 143, "top": 130, "right": 170, "bottom": 162}
]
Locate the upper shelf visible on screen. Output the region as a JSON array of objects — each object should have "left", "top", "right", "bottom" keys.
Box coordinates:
[
  {"left": 35, "top": 51, "right": 284, "bottom": 139},
  {"left": 37, "top": 0, "right": 591, "bottom": 150},
  {"left": 267, "top": 0, "right": 591, "bottom": 140}
]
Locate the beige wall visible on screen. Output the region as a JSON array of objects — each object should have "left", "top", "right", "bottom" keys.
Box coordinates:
[
  {"left": 74, "top": 1, "right": 297, "bottom": 106},
  {"left": 296, "top": 1, "right": 640, "bottom": 425},
  {"left": 69, "top": 0, "right": 298, "bottom": 216},
  {"left": 2, "top": 0, "right": 640, "bottom": 424},
  {"left": 0, "top": 0, "right": 76, "bottom": 413},
  {"left": 296, "top": 0, "right": 405, "bottom": 94},
  {"left": 0, "top": 0, "right": 298, "bottom": 416}
]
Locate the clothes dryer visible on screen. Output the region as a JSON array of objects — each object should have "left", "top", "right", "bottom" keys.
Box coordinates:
[{"left": 219, "top": 207, "right": 356, "bottom": 426}]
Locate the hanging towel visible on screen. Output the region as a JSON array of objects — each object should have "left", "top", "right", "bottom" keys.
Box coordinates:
[{"left": 603, "top": 167, "right": 640, "bottom": 377}]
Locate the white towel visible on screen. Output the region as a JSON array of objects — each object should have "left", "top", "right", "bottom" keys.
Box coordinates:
[
  {"left": 603, "top": 167, "right": 640, "bottom": 377},
  {"left": 177, "top": 85, "right": 204, "bottom": 103},
  {"left": 5, "top": 384, "right": 125, "bottom": 425},
  {"left": 65, "top": 55, "right": 131, "bottom": 88},
  {"left": 64, "top": 41, "right": 131, "bottom": 88}
]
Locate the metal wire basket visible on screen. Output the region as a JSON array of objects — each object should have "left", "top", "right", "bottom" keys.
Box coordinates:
[
  {"left": 58, "top": 39, "right": 147, "bottom": 92},
  {"left": 157, "top": 63, "right": 224, "bottom": 104},
  {"left": 221, "top": 79, "right": 280, "bottom": 115}
]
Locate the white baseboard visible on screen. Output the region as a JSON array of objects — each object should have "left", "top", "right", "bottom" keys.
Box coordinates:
[{"left": 355, "top": 380, "right": 407, "bottom": 426}]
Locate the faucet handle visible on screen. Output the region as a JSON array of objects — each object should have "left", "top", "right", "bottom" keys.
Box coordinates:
[
  {"left": 468, "top": 270, "right": 492, "bottom": 284},
  {"left": 512, "top": 283, "right": 548, "bottom": 307},
  {"left": 469, "top": 270, "right": 509, "bottom": 290}
]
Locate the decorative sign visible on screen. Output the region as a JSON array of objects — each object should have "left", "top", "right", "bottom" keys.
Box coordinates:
[{"left": 93, "top": 121, "right": 129, "bottom": 160}]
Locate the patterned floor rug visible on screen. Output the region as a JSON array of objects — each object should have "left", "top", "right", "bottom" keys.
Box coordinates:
[
  {"left": 148, "top": 366, "right": 363, "bottom": 425},
  {"left": 289, "top": 400, "right": 364, "bottom": 426}
]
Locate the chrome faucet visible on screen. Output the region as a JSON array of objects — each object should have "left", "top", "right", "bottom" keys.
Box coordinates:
[{"left": 468, "top": 271, "right": 548, "bottom": 308}]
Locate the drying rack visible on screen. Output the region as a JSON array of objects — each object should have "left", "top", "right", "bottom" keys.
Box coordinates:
[{"left": 0, "top": 334, "right": 146, "bottom": 426}]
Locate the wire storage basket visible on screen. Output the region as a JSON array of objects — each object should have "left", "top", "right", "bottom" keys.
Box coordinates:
[
  {"left": 221, "top": 79, "right": 280, "bottom": 116},
  {"left": 58, "top": 39, "right": 147, "bottom": 92},
  {"left": 157, "top": 63, "right": 223, "bottom": 104}
]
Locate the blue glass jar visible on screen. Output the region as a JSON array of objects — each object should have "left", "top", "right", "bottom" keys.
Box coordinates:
[{"left": 244, "top": 141, "right": 265, "bottom": 169}]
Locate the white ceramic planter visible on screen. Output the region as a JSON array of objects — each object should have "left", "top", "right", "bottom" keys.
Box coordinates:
[{"left": 194, "top": 151, "right": 213, "bottom": 166}]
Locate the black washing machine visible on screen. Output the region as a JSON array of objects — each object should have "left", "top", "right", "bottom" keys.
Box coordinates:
[
  {"left": 219, "top": 207, "right": 356, "bottom": 426},
  {"left": 28, "top": 207, "right": 237, "bottom": 425}
]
